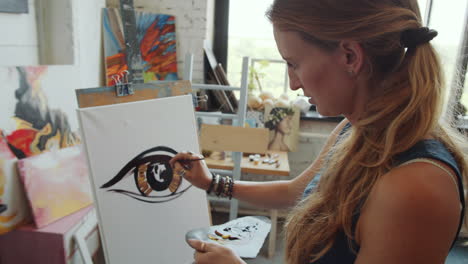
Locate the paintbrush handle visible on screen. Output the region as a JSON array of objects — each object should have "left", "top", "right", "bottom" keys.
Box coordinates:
[{"left": 179, "top": 158, "right": 205, "bottom": 163}]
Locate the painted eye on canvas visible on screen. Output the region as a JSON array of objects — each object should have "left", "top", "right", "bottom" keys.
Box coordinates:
[{"left": 100, "top": 146, "right": 191, "bottom": 203}]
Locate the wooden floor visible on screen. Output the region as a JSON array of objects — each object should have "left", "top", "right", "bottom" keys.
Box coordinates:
[{"left": 211, "top": 211, "right": 468, "bottom": 264}]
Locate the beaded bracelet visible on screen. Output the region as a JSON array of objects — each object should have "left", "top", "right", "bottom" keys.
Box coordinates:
[
  {"left": 216, "top": 176, "right": 225, "bottom": 197},
  {"left": 206, "top": 172, "right": 217, "bottom": 194},
  {"left": 227, "top": 177, "right": 234, "bottom": 200},
  {"left": 223, "top": 176, "right": 230, "bottom": 197},
  {"left": 206, "top": 173, "right": 234, "bottom": 199}
]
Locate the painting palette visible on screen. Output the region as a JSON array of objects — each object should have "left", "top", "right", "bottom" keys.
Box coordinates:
[{"left": 185, "top": 216, "right": 271, "bottom": 258}]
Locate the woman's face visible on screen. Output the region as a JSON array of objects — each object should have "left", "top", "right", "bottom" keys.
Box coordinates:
[
  {"left": 277, "top": 115, "right": 292, "bottom": 135},
  {"left": 273, "top": 28, "right": 359, "bottom": 117}
]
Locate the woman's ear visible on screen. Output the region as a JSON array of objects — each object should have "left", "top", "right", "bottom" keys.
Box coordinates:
[{"left": 338, "top": 40, "right": 364, "bottom": 76}]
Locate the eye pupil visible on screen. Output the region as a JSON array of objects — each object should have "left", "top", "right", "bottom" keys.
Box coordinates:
[{"left": 145, "top": 161, "right": 173, "bottom": 191}]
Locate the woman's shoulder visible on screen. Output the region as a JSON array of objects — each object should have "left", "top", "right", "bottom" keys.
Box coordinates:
[
  {"left": 369, "top": 140, "right": 461, "bottom": 226},
  {"left": 356, "top": 161, "right": 462, "bottom": 261},
  {"left": 375, "top": 159, "right": 460, "bottom": 206}
]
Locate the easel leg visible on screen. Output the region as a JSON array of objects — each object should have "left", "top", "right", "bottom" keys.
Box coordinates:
[{"left": 268, "top": 209, "right": 278, "bottom": 259}]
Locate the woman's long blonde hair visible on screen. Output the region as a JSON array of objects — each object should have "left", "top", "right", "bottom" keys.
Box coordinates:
[{"left": 267, "top": 0, "right": 468, "bottom": 263}]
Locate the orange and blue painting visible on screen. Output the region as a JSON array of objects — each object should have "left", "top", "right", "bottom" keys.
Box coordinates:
[
  {"left": 103, "top": 8, "right": 178, "bottom": 86},
  {"left": 17, "top": 146, "right": 92, "bottom": 228}
]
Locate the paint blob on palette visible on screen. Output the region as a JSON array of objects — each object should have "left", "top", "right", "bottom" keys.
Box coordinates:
[
  {"left": 17, "top": 146, "right": 93, "bottom": 228},
  {"left": 186, "top": 216, "right": 271, "bottom": 258},
  {"left": 103, "top": 8, "right": 178, "bottom": 86}
]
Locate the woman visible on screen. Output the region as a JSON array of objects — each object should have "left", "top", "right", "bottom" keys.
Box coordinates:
[
  {"left": 265, "top": 107, "right": 295, "bottom": 151},
  {"left": 170, "top": 0, "right": 468, "bottom": 263}
]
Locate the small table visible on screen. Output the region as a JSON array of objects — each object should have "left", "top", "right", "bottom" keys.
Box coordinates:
[
  {"left": 205, "top": 150, "right": 290, "bottom": 176},
  {"left": 205, "top": 150, "right": 290, "bottom": 259}
]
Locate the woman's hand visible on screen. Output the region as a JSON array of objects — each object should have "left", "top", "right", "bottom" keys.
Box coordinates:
[
  {"left": 187, "top": 239, "right": 246, "bottom": 264},
  {"left": 169, "top": 151, "right": 212, "bottom": 191}
]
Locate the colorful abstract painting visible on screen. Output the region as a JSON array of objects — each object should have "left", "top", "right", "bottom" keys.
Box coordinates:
[
  {"left": 264, "top": 106, "right": 300, "bottom": 152},
  {"left": 0, "top": 67, "right": 80, "bottom": 159},
  {"left": 103, "top": 8, "right": 178, "bottom": 86},
  {"left": 0, "top": 132, "right": 30, "bottom": 235},
  {"left": 0, "top": 130, "right": 15, "bottom": 161},
  {"left": 17, "top": 146, "right": 92, "bottom": 228},
  {"left": 0, "top": 66, "right": 81, "bottom": 234},
  {"left": 78, "top": 95, "right": 210, "bottom": 264}
]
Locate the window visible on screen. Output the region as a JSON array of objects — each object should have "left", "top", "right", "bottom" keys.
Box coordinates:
[
  {"left": 226, "top": 0, "right": 303, "bottom": 99},
  {"left": 427, "top": 0, "right": 468, "bottom": 116},
  {"left": 464, "top": 70, "right": 468, "bottom": 110},
  {"left": 222, "top": 0, "right": 468, "bottom": 118}
]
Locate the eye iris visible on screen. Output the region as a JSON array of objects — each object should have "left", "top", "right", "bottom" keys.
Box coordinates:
[
  {"left": 137, "top": 164, "right": 152, "bottom": 196},
  {"left": 169, "top": 170, "right": 181, "bottom": 193}
]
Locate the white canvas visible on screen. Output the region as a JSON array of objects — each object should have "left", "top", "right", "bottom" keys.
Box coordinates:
[{"left": 77, "top": 95, "right": 210, "bottom": 264}]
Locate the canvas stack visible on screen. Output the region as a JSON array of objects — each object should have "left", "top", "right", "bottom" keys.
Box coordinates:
[{"left": 0, "top": 67, "right": 98, "bottom": 264}]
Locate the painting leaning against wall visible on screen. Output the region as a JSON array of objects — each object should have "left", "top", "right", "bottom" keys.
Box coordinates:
[
  {"left": 0, "top": 67, "right": 80, "bottom": 159},
  {"left": 103, "top": 8, "right": 178, "bottom": 86},
  {"left": 17, "top": 146, "right": 92, "bottom": 228},
  {"left": 0, "top": 66, "right": 82, "bottom": 234}
]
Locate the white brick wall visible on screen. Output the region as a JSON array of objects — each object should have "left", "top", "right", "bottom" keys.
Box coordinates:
[{"left": 107, "top": 0, "right": 214, "bottom": 83}]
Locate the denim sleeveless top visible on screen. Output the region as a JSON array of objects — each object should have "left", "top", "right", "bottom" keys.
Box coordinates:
[{"left": 302, "top": 125, "right": 465, "bottom": 264}]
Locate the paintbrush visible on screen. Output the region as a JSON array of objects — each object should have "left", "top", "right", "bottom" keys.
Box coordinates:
[{"left": 178, "top": 158, "right": 205, "bottom": 170}]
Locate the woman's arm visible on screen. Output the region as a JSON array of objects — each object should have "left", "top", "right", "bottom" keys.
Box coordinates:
[
  {"left": 170, "top": 119, "right": 349, "bottom": 210},
  {"left": 222, "top": 119, "right": 350, "bottom": 210}
]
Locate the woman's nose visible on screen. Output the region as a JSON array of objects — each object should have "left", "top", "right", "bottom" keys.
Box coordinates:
[
  {"left": 288, "top": 69, "right": 302, "bottom": 91},
  {"left": 289, "top": 77, "right": 302, "bottom": 91}
]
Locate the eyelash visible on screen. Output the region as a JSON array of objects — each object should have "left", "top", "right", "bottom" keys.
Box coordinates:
[{"left": 287, "top": 62, "right": 297, "bottom": 70}]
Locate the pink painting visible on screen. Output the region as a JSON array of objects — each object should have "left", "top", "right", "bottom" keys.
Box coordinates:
[{"left": 17, "top": 146, "right": 93, "bottom": 228}]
